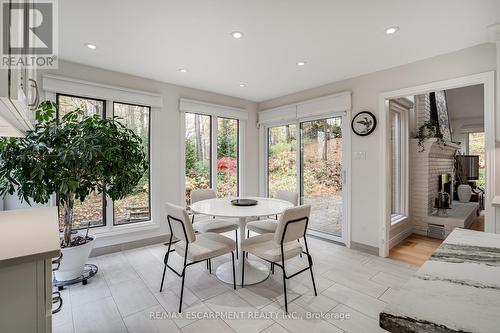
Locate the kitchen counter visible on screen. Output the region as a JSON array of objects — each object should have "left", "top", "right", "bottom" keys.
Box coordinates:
[
  {"left": 380, "top": 228, "right": 500, "bottom": 333},
  {"left": 0, "top": 207, "right": 60, "bottom": 268}
]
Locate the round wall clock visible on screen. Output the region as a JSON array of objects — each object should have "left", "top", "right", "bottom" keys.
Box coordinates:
[{"left": 351, "top": 111, "right": 377, "bottom": 136}]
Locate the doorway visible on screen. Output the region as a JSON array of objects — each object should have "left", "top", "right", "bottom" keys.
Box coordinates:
[{"left": 379, "top": 72, "right": 495, "bottom": 258}]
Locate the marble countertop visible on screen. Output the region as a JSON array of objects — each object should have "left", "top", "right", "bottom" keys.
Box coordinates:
[
  {"left": 0, "top": 207, "right": 60, "bottom": 268},
  {"left": 380, "top": 228, "right": 500, "bottom": 333}
]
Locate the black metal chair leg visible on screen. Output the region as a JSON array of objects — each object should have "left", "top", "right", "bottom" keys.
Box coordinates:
[
  {"left": 235, "top": 230, "right": 239, "bottom": 260},
  {"left": 271, "top": 262, "right": 274, "bottom": 274},
  {"left": 160, "top": 235, "right": 173, "bottom": 292},
  {"left": 281, "top": 259, "right": 288, "bottom": 313},
  {"left": 303, "top": 236, "right": 317, "bottom": 296},
  {"left": 208, "top": 258, "right": 211, "bottom": 274},
  {"left": 241, "top": 251, "right": 245, "bottom": 286},
  {"left": 309, "top": 262, "right": 318, "bottom": 296},
  {"left": 298, "top": 239, "right": 302, "bottom": 258},
  {"left": 231, "top": 252, "right": 236, "bottom": 290},
  {"left": 160, "top": 264, "right": 167, "bottom": 292},
  {"left": 179, "top": 270, "right": 186, "bottom": 313},
  {"left": 206, "top": 259, "right": 209, "bottom": 270}
]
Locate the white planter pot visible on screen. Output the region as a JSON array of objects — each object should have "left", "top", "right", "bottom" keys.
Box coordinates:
[
  {"left": 54, "top": 235, "right": 95, "bottom": 281},
  {"left": 457, "top": 184, "right": 472, "bottom": 203}
]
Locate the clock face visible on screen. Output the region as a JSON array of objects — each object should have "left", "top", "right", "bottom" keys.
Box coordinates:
[{"left": 352, "top": 111, "right": 376, "bottom": 136}]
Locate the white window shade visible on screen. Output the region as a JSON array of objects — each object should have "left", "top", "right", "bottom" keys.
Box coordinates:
[
  {"left": 258, "top": 91, "right": 351, "bottom": 125},
  {"left": 179, "top": 98, "right": 248, "bottom": 120},
  {"left": 42, "top": 74, "right": 163, "bottom": 108}
]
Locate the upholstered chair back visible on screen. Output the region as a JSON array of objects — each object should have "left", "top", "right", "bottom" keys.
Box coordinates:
[
  {"left": 275, "top": 190, "right": 299, "bottom": 206},
  {"left": 274, "top": 205, "right": 311, "bottom": 244},
  {"left": 191, "top": 188, "right": 217, "bottom": 204},
  {"left": 165, "top": 203, "right": 196, "bottom": 243}
]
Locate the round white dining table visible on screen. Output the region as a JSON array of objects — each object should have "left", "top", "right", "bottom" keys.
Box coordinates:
[{"left": 190, "top": 197, "right": 293, "bottom": 285}]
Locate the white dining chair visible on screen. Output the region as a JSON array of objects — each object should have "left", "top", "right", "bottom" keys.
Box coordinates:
[
  {"left": 246, "top": 190, "right": 299, "bottom": 236},
  {"left": 240, "top": 205, "right": 316, "bottom": 313},
  {"left": 160, "top": 203, "right": 236, "bottom": 312},
  {"left": 190, "top": 189, "right": 240, "bottom": 259}
]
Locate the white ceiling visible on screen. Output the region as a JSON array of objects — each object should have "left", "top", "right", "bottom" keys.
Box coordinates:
[
  {"left": 59, "top": 0, "right": 500, "bottom": 102},
  {"left": 446, "top": 85, "right": 484, "bottom": 120}
]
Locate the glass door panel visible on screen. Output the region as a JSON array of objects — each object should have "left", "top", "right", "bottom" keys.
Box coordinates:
[
  {"left": 217, "top": 117, "right": 239, "bottom": 197},
  {"left": 267, "top": 124, "right": 297, "bottom": 197},
  {"left": 185, "top": 113, "right": 212, "bottom": 205},
  {"left": 300, "top": 117, "right": 343, "bottom": 238}
]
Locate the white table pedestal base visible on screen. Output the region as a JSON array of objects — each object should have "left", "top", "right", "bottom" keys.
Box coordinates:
[{"left": 216, "top": 259, "right": 269, "bottom": 286}]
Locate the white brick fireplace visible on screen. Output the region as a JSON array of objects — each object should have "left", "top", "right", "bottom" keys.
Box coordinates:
[{"left": 410, "top": 138, "right": 460, "bottom": 236}]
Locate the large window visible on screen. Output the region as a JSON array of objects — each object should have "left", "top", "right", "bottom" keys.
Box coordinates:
[
  {"left": 113, "top": 102, "right": 151, "bottom": 225},
  {"left": 55, "top": 95, "right": 151, "bottom": 229},
  {"left": 184, "top": 113, "right": 239, "bottom": 204},
  {"left": 300, "top": 117, "right": 343, "bottom": 237},
  {"left": 267, "top": 124, "right": 297, "bottom": 197},
  {"left": 185, "top": 113, "right": 212, "bottom": 204},
  {"left": 217, "top": 117, "right": 239, "bottom": 197},
  {"left": 265, "top": 116, "right": 345, "bottom": 240},
  {"left": 468, "top": 132, "right": 485, "bottom": 189},
  {"left": 390, "top": 101, "right": 408, "bottom": 223},
  {"left": 56, "top": 94, "right": 106, "bottom": 230}
]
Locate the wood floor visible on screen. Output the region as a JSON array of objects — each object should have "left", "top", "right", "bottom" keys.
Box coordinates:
[
  {"left": 389, "top": 213, "right": 485, "bottom": 266},
  {"left": 469, "top": 213, "right": 485, "bottom": 232},
  {"left": 389, "top": 234, "right": 443, "bottom": 266}
]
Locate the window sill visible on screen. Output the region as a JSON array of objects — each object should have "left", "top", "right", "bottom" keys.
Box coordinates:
[
  {"left": 391, "top": 215, "right": 408, "bottom": 226},
  {"left": 86, "top": 220, "right": 160, "bottom": 239}
]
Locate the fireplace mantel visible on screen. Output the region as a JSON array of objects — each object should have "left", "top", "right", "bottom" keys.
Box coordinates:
[{"left": 414, "top": 138, "right": 461, "bottom": 157}]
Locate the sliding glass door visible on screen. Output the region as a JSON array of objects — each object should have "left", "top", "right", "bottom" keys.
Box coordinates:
[
  {"left": 267, "top": 124, "right": 297, "bottom": 197},
  {"left": 266, "top": 114, "right": 346, "bottom": 242},
  {"left": 300, "top": 116, "right": 343, "bottom": 239}
]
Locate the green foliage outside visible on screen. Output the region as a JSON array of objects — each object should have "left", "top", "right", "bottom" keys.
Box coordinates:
[{"left": 185, "top": 117, "right": 238, "bottom": 203}]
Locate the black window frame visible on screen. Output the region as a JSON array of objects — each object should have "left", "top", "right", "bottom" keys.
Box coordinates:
[
  {"left": 55, "top": 93, "right": 108, "bottom": 230},
  {"left": 111, "top": 101, "right": 152, "bottom": 225}
]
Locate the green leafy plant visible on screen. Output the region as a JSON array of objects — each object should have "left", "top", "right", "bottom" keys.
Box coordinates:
[
  {"left": 0, "top": 101, "right": 148, "bottom": 247},
  {"left": 415, "top": 120, "right": 444, "bottom": 151}
]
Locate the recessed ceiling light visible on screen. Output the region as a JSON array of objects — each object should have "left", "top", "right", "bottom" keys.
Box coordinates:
[
  {"left": 385, "top": 26, "right": 400, "bottom": 35},
  {"left": 231, "top": 31, "right": 244, "bottom": 39},
  {"left": 239, "top": 84, "right": 246, "bottom": 88},
  {"left": 297, "top": 61, "right": 306, "bottom": 66},
  {"left": 179, "top": 68, "right": 188, "bottom": 73},
  {"left": 85, "top": 43, "right": 97, "bottom": 50}
]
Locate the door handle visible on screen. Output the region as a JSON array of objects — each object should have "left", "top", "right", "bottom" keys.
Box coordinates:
[{"left": 28, "top": 78, "right": 39, "bottom": 109}]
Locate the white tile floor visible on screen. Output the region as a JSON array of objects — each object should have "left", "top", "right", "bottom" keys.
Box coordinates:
[{"left": 53, "top": 234, "right": 418, "bottom": 333}]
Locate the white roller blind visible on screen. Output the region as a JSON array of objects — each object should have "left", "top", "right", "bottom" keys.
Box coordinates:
[
  {"left": 258, "top": 91, "right": 351, "bottom": 125},
  {"left": 179, "top": 98, "right": 248, "bottom": 120},
  {"left": 42, "top": 74, "right": 163, "bottom": 108}
]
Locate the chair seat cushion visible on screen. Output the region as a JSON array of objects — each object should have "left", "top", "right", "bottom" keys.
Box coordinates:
[
  {"left": 193, "top": 219, "right": 238, "bottom": 233},
  {"left": 246, "top": 219, "right": 278, "bottom": 234},
  {"left": 175, "top": 233, "right": 235, "bottom": 262},
  {"left": 241, "top": 233, "right": 302, "bottom": 263}
]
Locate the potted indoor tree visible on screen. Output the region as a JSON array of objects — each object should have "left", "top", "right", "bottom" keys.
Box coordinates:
[{"left": 0, "top": 101, "right": 147, "bottom": 281}]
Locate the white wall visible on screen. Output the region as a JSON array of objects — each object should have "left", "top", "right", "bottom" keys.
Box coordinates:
[{"left": 258, "top": 43, "right": 497, "bottom": 249}]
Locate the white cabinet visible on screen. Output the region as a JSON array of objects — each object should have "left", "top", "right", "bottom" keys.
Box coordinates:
[
  {"left": 0, "top": 207, "right": 60, "bottom": 333},
  {"left": 0, "top": 0, "right": 39, "bottom": 137},
  {"left": 0, "top": 259, "right": 53, "bottom": 333}
]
